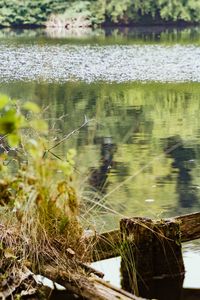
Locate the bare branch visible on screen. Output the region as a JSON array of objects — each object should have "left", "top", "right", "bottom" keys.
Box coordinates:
[{"left": 47, "top": 116, "right": 91, "bottom": 152}]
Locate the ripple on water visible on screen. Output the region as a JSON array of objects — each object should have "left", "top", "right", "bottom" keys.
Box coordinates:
[{"left": 0, "top": 44, "right": 200, "bottom": 83}]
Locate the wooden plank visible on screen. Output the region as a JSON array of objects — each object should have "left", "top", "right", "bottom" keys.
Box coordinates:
[{"left": 91, "top": 212, "right": 200, "bottom": 261}]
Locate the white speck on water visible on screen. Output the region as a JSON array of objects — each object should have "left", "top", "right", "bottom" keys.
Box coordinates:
[
  {"left": 145, "top": 198, "right": 155, "bottom": 202},
  {"left": 0, "top": 44, "right": 200, "bottom": 83}
]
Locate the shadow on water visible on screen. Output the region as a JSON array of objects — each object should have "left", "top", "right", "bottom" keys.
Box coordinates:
[
  {"left": 89, "top": 137, "right": 117, "bottom": 198},
  {"left": 1, "top": 25, "right": 200, "bottom": 45},
  {"left": 163, "top": 135, "right": 198, "bottom": 209}
]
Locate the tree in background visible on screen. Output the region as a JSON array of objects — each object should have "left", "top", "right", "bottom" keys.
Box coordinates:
[{"left": 0, "top": 0, "right": 200, "bottom": 27}]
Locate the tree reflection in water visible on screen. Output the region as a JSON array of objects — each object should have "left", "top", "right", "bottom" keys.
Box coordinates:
[
  {"left": 89, "top": 137, "right": 117, "bottom": 198},
  {"left": 163, "top": 135, "right": 197, "bottom": 208}
]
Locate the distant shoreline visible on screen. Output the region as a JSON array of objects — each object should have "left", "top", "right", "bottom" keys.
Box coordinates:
[{"left": 0, "top": 21, "right": 199, "bottom": 30}]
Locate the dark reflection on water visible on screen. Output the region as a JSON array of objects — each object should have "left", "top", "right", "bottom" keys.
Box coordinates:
[
  {"left": 1, "top": 27, "right": 200, "bottom": 290},
  {"left": 89, "top": 137, "right": 117, "bottom": 197},
  {"left": 1, "top": 25, "right": 200, "bottom": 45},
  {"left": 1, "top": 81, "right": 200, "bottom": 228},
  {"left": 163, "top": 135, "right": 198, "bottom": 209}
]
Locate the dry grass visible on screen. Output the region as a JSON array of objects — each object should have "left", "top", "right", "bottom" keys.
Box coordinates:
[{"left": 0, "top": 158, "right": 89, "bottom": 297}]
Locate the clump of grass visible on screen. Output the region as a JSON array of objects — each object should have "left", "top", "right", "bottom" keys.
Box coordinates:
[{"left": 0, "top": 94, "right": 88, "bottom": 289}]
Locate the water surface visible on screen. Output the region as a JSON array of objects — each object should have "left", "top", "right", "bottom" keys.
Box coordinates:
[
  {"left": 1, "top": 44, "right": 200, "bottom": 82},
  {"left": 0, "top": 26, "right": 200, "bottom": 289}
]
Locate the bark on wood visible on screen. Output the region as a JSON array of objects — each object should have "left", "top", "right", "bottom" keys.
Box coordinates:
[
  {"left": 77, "top": 261, "right": 104, "bottom": 278},
  {"left": 176, "top": 212, "right": 200, "bottom": 242},
  {"left": 41, "top": 265, "right": 146, "bottom": 300},
  {"left": 120, "top": 217, "right": 154, "bottom": 298},
  {"left": 120, "top": 218, "right": 185, "bottom": 300},
  {"left": 152, "top": 219, "right": 185, "bottom": 300}
]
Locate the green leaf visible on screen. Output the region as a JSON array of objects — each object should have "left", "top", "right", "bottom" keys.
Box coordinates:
[
  {"left": 23, "top": 101, "right": 41, "bottom": 113},
  {"left": 0, "top": 108, "right": 26, "bottom": 133},
  {"left": 7, "top": 133, "right": 20, "bottom": 148}
]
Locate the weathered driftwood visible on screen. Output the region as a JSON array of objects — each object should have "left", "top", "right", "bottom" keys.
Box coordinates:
[
  {"left": 77, "top": 261, "right": 104, "bottom": 278},
  {"left": 90, "top": 212, "right": 200, "bottom": 261},
  {"left": 41, "top": 265, "right": 147, "bottom": 300},
  {"left": 0, "top": 257, "right": 145, "bottom": 300},
  {"left": 176, "top": 212, "right": 200, "bottom": 242},
  {"left": 120, "top": 217, "right": 185, "bottom": 300}
]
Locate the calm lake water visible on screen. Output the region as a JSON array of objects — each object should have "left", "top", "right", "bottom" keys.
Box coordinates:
[{"left": 0, "top": 26, "right": 200, "bottom": 288}]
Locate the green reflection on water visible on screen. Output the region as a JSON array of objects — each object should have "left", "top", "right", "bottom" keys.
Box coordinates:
[
  {"left": 1, "top": 81, "right": 200, "bottom": 231},
  {"left": 1, "top": 26, "right": 200, "bottom": 46}
]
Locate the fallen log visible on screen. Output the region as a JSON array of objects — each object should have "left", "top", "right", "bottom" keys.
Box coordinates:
[
  {"left": 176, "top": 212, "right": 200, "bottom": 242},
  {"left": 41, "top": 265, "right": 147, "bottom": 300},
  {"left": 90, "top": 212, "right": 200, "bottom": 261}
]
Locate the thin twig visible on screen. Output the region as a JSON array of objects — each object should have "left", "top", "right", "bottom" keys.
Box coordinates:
[
  {"left": 0, "top": 134, "right": 9, "bottom": 142},
  {"left": 48, "top": 150, "right": 62, "bottom": 161},
  {"left": 48, "top": 116, "right": 90, "bottom": 152}
]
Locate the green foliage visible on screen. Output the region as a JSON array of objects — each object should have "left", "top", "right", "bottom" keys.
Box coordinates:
[
  {"left": 0, "top": 95, "right": 26, "bottom": 136},
  {"left": 0, "top": 0, "right": 67, "bottom": 26},
  {"left": 103, "top": 0, "right": 200, "bottom": 24},
  {"left": 0, "top": 94, "right": 84, "bottom": 269},
  {"left": 0, "top": 0, "right": 200, "bottom": 27}
]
